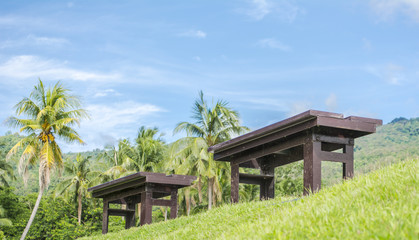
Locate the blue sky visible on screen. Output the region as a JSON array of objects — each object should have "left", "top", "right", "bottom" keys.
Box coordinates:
[{"left": 0, "top": 0, "right": 418, "bottom": 152}]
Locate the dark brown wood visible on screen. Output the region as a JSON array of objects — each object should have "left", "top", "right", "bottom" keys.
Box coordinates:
[
  {"left": 230, "top": 135, "right": 306, "bottom": 166},
  {"left": 208, "top": 110, "right": 381, "bottom": 202},
  {"left": 108, "top": 208, "right": 135, "bottom": 217},
  {"left": 125, "top": 202, "right": 136, "bottom": 229},
  {"left": 209, "top": 110, "right": 343, "bottom": 154},
  {"left": 102, "top": 200, "right": 109, "bottom": 234},
  {"left": 140, "top": 191, "right": 152, "bottom": 226},
  {"left": 170, "top": 189, "right": 178, "bottom": 219},
  {"left": 343, "top": 144, "right": 354, "bottom": 179},
  {"left": 231, "top": 164, "right": 239, "bottom": 203},
  {"left": 89, "top": 172, "right": 196, "bottom": 234},
  {"left": 260, "top": 160, "right": 275, "bottom": 200},
  {"left": 213, "top": 119, "right": 316, "bottom": 161},
  {"left": 303, "top": 139, "right": 321, "bottom": 195}
]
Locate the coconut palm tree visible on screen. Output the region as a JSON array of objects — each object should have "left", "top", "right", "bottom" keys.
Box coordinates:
[
  {"left": 6, "top": 79, "right": 88, "bottom": 240},
  {"left": 0, "top": 156, "right": 15, "bottom": 187},
  {"left": 55, "top": 154, "right": 99, "bottom": 224},
  {"left": 133, "top": 126, "right": 165, "bottom": 172},
  {"left": 172, "top": 91, "right": 248, "bottom": 209},
  {"left": 96, "top": 139, "right": 135, "bottom": 182}
]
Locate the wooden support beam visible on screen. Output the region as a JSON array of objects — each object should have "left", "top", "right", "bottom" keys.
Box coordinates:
[
  {"left": 140, "top": 191, "right": 152, "bottom": 226},
  {"left": 231, "top": 164, "right": 239, "bottom": 204},
  {"left": 102, "top": 200, "right": 109, "bottom": 234},
  {"left": 231, "top": 135, "right": 306, "bottom": 166},
  {"left": 343, "top": 144, "right": 354, "bottom": 179},
  {"left": 92, "top": 179, "right": 146, "bottom": 198},
  {"left": 151, "top": 199, "right": 172, "bottom": 207},
  {"left": 170, "top": 189, "right": 178, "bottom": 219},
  {"left": 125, "top": 202, "right": 136, "bottom": 229},
  {"left": 303, "top": 139, "right": 321, "bottom": 195},
  {"left": 239, "top": 173, "right": 274, "bottom": 185},
  {"left": 108, "top": 208, "right": 135, "bottom": 217},
  {"left": 313, "top": 134, "right": 353, "bottom": 145},
  {"left": 317, "top": 151, "right": 352, "bottom": 163},
  {"left": 260, "top": 161, "right": 275, "bottom": 200},
  {"left": 102, "top": 186, "right": 145, "bottom": 203}
]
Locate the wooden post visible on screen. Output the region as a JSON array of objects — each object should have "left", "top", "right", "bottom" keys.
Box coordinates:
[
  {"left": 140, "top": 190, "right": 152, "bottom": 226},
  {"left": 343, "top": 143, "right": 354, "bottom": 179},
  {"left": 125, "top": 201, "right": 136, "bottom": 229},
  {"left": 102, "top": 199, "right": 109, "bottom": 234},
  {"left": 169, "top": 188, "right": 178, "bottom": 219},
  {"left": 304, "top": 137, "right": 321, "bottom": 195},
  {"left": 260, "top": 159, "right": 275, "bottom": 200},
  {"left": 231, "top": 163, "right": 239, "bottom": 203}
]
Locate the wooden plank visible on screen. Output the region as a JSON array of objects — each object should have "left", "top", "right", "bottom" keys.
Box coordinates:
[
  {"left": 317, "top": 151, "right": 352, "bottom": 163},
  {"left": 239, "top": 173, "right": 274, "bottom": 185},
  {"left": 230, "top": 135, "right": 306, "bottom": 166},
  {"left": 303, "top": 140, "right": 321, "bottom": 195},
  {"left": 97, "top": 186, "right": 145, "bottom": 202},
  {"left": 92, "top": 178, "right": 146, "bottom": 197},
  {"left": 146, "top": 175, "right": 194, "bottom": 186},
  {"left": 231, "top": 164, "right": 239, "bottom": 203},
  {"left": 213, "top": 119, "right": 316, "bottom": 161},
  {"left": 151, "top": 199, "right": 172, "bottom": 207},
  {"left": 316, "top": 116, "right": 377, "bottom": 133},
  {"left": 313, "top": 134, "right": 353, "bottom": 145},
  {"left": 209, "top": 110, "right": 343, "bottom": 154},
  {"left": 108, "top": 208, "right": 135, "bottom": 217},
  {"left": 345, "top": 116, "right": 383, "bottom": 125}
]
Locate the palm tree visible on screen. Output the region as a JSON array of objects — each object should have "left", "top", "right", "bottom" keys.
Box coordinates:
[
  {"left": 6, "top": 79, "right": 88, "bottom": 240},
  {"left": 55, "top": 154, "right": 99, "bottom": 224},
  {"left": 133, "top": 126, "right": 165, "bottom": 172},
  {"left": 96, "top": 139, "right": 135, "bottom": 182},
  {"left": 0, "top": 156, "right": 15, "bottom": 187},
  {"left": 172, "top": 91, "right": 248, "bottom": 209}
]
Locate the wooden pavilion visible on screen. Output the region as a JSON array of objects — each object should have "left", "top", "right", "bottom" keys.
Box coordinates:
[
  {"left": 208, "top": 110, "right": 382, "bottom": 203},
  {"left": 88, "top": 172, "right": 196, "bottom": 234}
]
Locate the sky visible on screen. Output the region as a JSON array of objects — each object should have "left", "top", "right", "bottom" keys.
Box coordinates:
[{"left": 0, "top": 0, "right": 418, "bottom": 152}]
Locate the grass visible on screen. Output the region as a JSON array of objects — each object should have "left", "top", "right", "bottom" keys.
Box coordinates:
[{"left": 84, "top": 159, "right": 419, "bottom": 240}]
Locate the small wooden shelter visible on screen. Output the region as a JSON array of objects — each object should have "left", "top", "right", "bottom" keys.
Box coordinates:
[
  {"left": 88, "top": 172, "right": 196, "bottom": 234},
  {"left": 208, "top": 110, "right": 382, "bottom": 203}
]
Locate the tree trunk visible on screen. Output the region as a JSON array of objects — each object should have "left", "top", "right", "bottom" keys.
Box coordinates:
[
  {"left": 77, "top": 192, "right": 82, "bottom": 225},
  {"left": 20, "top": 186, "right": 44, "bottom": 240},
  {"left": 208, "top": 177, "right": 213, "bottom": 210},
  {"left": 197, "top": 177, "right": 202, "bottom": 204},
  {"left": 164, "top": 207, "right": 167, "bottom": 221}
]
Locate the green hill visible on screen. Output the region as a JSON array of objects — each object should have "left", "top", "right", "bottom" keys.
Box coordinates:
[{"left": 83, "top": 158, "right": 418, "bottom": 240}]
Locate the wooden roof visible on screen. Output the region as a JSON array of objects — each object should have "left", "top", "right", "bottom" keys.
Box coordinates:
[
  {"left": 88, "top": 172, "right": 196, "bottom": 198},
  {"left": 208, "top": 110, "right": 382, "bottom": 161}
]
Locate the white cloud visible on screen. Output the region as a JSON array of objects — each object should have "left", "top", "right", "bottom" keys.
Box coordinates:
[
  {"left": 93, "top": 89, "right": 121, "bottom": 98},
  {"left": 193, "top": 56, "right": 201, "bottom": 61},
  {"left": 74, "top": 101, "right": 164, "bottom": 150},
  {"left": 257, "top": 38, "right": 291, "bottom": 51},
  {"left": 179, "top": 30, "right": 207, "bottom": 38},
  {"left": 239, "top": 0, "right": 304, "bottom": 22},
  {"left": 370, "top": 0, "right": 419, "bottom": 22},
  {"left": 0, "top": 55, "right": 120, "bottom": 82},
  {"left": 0, "top": 35, "right": 69, "bottom": 49},
  {"left": 364, "top": 63, "right": 405, "bottom": 85},
  {"left": 325, "top": 93, "right": 338, "bottom": 111}
]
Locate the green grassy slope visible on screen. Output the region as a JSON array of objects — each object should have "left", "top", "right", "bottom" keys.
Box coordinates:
[{"left": 84, "top": 158, "right": 419, "bottom": 240}]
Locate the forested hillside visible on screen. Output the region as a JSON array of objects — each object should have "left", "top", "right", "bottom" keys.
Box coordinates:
[{"left": 0, "top": 117, "right": 418, "bottom": 239}]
